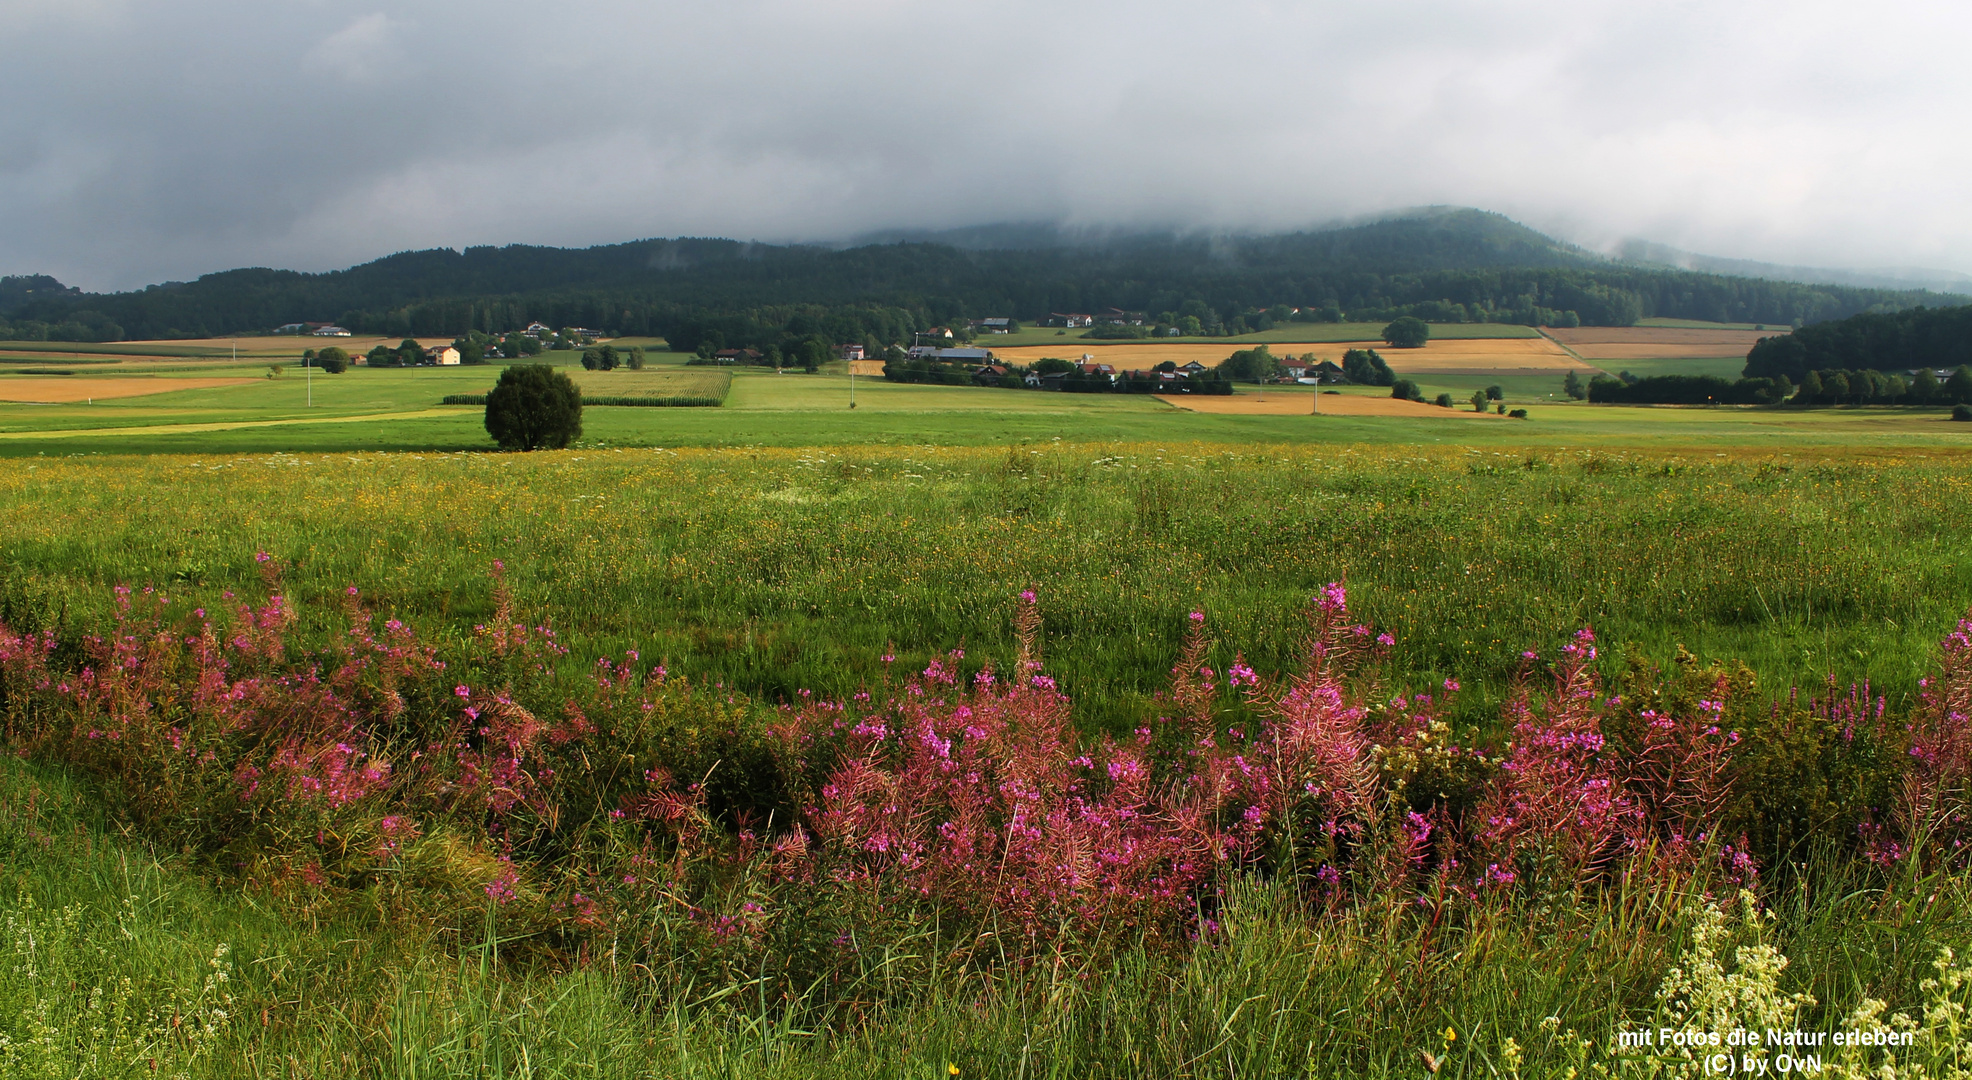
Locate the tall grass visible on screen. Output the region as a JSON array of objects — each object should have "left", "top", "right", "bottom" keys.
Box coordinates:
[
  {"left": 1, "top": 444, "right": 1968, "bottom": 733},
  {"left": 3, "top": 442, "right": 1972, "bottom": 1075}
]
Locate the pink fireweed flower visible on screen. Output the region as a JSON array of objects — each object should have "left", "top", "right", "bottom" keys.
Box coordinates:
[
  {"left": 1189, "top": 611, "right": 1205, "bottom": 624},
  {"left": 455, "top": 685, "right": 471, "bottom": 699},
  {"left": 1443, "top": 679, "right": 1460, "bottom": 692},
  {"left": 255, "top": 552, "right": 272, "bottom": 563},
  {"left": 1020, "top": 590, "right": 1036, "bottom": 603}
]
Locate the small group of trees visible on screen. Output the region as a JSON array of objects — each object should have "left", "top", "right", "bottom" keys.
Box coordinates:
[
  {"left": 1341, "top": 348, "right": 1396, "bottom": 386},
  {"left": 366, "top": 338, "right": 431, "bottom": 367},
  {"left": 300, "top": 347, "right": 349, "bottom": 373},
  {"left": 579, "top": 345, "right": 645, "bottom": 371}
]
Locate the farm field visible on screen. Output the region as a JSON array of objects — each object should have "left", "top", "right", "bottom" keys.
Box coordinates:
[
  {"left": 1159, "top": 387, "right": 1504, "bottom": 417},
  {"left": 0, "top": 362, "right": 1969, "bottom": 456},
  {"left": 0, "top": 374, "right": 259, "bottom": 402},
  {"left": 3, "top": 441, "right": 1972, "bottom": 1075},
  {"left": 988, "top": 336, "right": 1597, "bottom": 375},
  {"left": 1547, "top": 324, "right": 1777, "bottom": 360}
]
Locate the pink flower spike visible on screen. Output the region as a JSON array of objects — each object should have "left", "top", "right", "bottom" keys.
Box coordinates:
[
  {"left": 1189, "top": 611, "right": 1205, "bottom": 623},
  {"left": 455, "top": 685, "right": 471, "bottom": 699}
]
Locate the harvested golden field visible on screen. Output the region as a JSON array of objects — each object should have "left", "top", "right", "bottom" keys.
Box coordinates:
[
  {"left": 990, "top": 338, "right": 1591, "bottom": 375},
  {"left": 0, "top": 376, "right": 258, "bottom": 403},
  {"left": 1546, "top": 326, "right": 1778, "bottom": 360},
  {"left": 1157, "top": 391, "right": 1503, "bottom": 417}
]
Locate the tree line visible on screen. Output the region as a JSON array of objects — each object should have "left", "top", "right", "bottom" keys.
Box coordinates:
[
  {"left": 1581, "top": 367, "right": 1972, "bottom": 406},
  {"left": 1744, "top": 304, "right": 1972, "bottom": 380}
]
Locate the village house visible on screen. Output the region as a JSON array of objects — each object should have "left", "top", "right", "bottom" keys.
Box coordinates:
[
  {"left": 712, "top": 348, "right": 763, "bottom": 364},
  {"left": 524, "top": 322, "right": 553, "bottom": 338},
  {"left": 1180, "top": 360, "right": 1208, "bottom": 374},
  {"left": 1050, "top": 313, "right": 1095, "bottom": 328},
  {"left": 973, "top": 317, "right": 1013, "bottom": 334},
  {"left": 971, "top": 364, "right": 1009, "bottom": 386},
  {"left": 838, "top": 343, "right": 866, "bottom": 361},
  {"left": 427, "top": 345, "right": 462, "bottom": 366}
]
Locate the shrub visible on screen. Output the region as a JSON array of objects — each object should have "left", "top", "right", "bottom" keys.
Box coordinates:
[
  {"left": 1509, "top": 408, "right": 1529, "bottom": 418},
  {"left": 484, "top": 365, "right": 582, "bottom": 450},
  {"left": 1435, "top": 392, "right": 1454, "bottom": 408},
  {"left": 1391, "top": 379, "right": 1423, "bottom": 401},
  {"left": 1954, "top": 404, "right": 1972, "bottom": 421}
]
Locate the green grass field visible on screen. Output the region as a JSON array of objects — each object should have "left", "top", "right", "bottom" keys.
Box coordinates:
[{"left": 4, "top": 323, "right": 1972, "bottom": 1076}]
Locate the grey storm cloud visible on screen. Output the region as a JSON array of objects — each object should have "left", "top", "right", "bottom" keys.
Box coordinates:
[{"left": 3, "top": 0, "right": 1969, "bottom": 290}]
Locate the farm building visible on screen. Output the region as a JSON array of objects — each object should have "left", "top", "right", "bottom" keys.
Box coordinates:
[
  {"left": 838, "top": 343, "right": 866, "bottom": 361},
  {"left": 312, "top": 325, "right": 352, "bottom": 337},
  {"left": 1050, "top": 313, "right": 1095, "bottom": 328},
  {"left": 524, "top": 322, "right": 553, "bottom": 338},
  {"left": 427, "top": 345, "right": 462, "bottom": 366}
]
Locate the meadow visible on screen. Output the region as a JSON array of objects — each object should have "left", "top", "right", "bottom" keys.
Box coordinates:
[{"left": 4, "top": 325, "right": 1972, "bottom": 1077}]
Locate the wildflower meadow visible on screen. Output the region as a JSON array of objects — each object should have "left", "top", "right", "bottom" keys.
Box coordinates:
[{"left": 0, "top": 441, "right": 1970, "bottom": 1076}]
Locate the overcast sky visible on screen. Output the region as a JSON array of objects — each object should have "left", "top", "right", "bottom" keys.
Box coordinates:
[{"left": 4, "top": 0, "right": 1968, "bottom": 291}]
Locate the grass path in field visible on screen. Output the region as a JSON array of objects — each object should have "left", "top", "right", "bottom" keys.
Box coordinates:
[{"left": 0, "top": 407, "right": 466, "bottom": 440}]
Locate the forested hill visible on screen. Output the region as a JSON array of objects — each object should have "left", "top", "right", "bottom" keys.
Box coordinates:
[
  {"left": 0, "top": 208, "right": 1945, "bottom": 343},
  {"left": 1744, "top": 304, "right": 1972, "bottom": 379}
]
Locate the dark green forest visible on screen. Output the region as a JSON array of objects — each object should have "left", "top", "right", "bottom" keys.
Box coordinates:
[
  {"left": 0, "top": 209, "right": 1946, "bottom": 347},
  {"left": 1743, "top": 303, "right": 1972, "bottom": 379}
]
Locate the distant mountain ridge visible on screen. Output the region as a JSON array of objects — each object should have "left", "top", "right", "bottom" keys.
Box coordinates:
[
  {"left": 1614, "top": 239, "right": 1972, "bottom": 297},
  {"left": 0, "top": 208, "right": 1956, "bottom": 342}
]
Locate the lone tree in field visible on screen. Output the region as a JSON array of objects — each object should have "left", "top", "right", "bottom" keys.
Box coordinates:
[
  {"left": 484, "top": 364, "right": 582, "bottom": 451},
  {"left": 1382, "top": 316, "right": 1430, "bottom": 349},
  {"left": 1563, "top": 369, "right": 1586, "bottom": 400}
]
